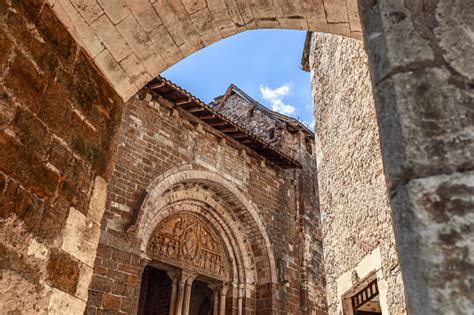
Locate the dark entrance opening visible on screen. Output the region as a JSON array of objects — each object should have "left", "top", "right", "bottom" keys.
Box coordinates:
[
  {"left": 189, "top": 280, "right": 213, "bottom": 315},
  {"left": 138, "top": 266, "right": 172, "bottom": 315}
]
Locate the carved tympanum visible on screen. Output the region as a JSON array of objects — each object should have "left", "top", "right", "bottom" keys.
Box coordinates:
[{"left": 147, "top": 213, "right": 228, "bottom": 278}]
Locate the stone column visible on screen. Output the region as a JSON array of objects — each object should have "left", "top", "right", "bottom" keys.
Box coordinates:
[
  {"left": 219, "top": 284, "right": 229, "bottom": 315},
  {"left": 209, "top": 284, "right": 220, "bottom": 315},
  {"left": 237, "top": 283, "right": 244, "bottom": 315},
  {"left": 174, "top": 272, "right": 187, "bottom": 315},
  {"left": 167, "top": 271, "right": 179, "bottom": 315},
  {"left": 182, "top": 272, "right": 197, "bottom": 315},
  {"left": 358, "top": 1, "right": 474, "bottom": 314}
]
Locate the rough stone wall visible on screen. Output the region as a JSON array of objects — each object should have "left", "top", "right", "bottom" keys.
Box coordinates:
[
  {"left": 359, "top": 1, "right": 474, "bottom": 313},
  {"left": 309, "top": 33, "right": 406, "bottom": 314},
  {"left": 86, "top": 89, "right": 325, "bottom": 314},
  {"left": 0, "top": 1, "right": 123, "bottom": 313}
]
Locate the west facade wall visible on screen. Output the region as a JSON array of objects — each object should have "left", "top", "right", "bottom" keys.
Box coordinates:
[
  {"left": 309, "top": 32, "right": 406, "bottom": 314},
  {"left": 87, "top": 89, "right": 325, "bottom": 314},
  {"left": 0, "top": 1, "right": 123, "bottom": 314}
]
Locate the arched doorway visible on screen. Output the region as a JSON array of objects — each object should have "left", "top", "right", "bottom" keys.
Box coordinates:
[{"left": 138, "top": 212, "right": 234, "bottom": 314}]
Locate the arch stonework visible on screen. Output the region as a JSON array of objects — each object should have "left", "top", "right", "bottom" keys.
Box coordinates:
[
  {"left": 128, "top": 166, "right": 286, "bottom": 313},
  {"left": 50, "top": 0, "right": 362, "bottom": 99},
  {"left": 136, "top": 166, "right": 277, "bottom": 285}
]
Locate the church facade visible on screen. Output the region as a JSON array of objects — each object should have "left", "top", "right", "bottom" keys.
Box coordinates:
[{"left": 86, "top": 76, "right": 325, "bottom": 314}]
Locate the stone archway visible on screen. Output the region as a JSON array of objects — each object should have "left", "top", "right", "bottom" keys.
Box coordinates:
[
  {"left": 50, "top": 0, "right": 362, "bottom": 99},
  {"left": 132, "top": 167, "right": 279, "bottom": 312},
  {"left": 142, "top": 210, "right": 234, "bottom": 314}
]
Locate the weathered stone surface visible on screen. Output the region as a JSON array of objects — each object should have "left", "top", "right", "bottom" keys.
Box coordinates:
[
  {"left": 373, "top": 67, "right": 474, "bottom": 190},
  {"left": 47, "top": 249, "right": 81, "bottom": 295},
  {"left": 61, "top": 208, "right": 101, "bottom": 267},
  {"left": 309, "top": 32, "right": 406, "bottom": 314},
  {"left": 359, "top": 1, "right": 474, "bottom": 313},
  {"left": 391, "top": 171, "right": 474, "bottom": 314},
  {"left": 0, "top": 1, "right": 123, "bottom": 312}
]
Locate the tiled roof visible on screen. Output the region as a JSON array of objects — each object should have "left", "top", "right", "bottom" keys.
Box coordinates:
[{"left": 146, "top": 76, "right": 302, "bottom": 169}]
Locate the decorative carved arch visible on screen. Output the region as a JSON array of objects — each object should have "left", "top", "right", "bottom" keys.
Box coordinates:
[{"left": 136, "top": 166, "right": 277, "bottom": 285}]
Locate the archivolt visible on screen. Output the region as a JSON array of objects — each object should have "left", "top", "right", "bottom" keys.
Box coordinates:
[{"left": 134, "top": 166, "right": 277, "bottom": 285}]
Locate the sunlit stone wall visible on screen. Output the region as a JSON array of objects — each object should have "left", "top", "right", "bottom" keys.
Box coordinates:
[{"left": 308, "top": 32, "right": 407, "bottom": 314}]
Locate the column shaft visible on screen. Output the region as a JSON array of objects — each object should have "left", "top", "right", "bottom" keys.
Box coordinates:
[
  {"left": 168, "top": 281, "right": 177, "bottom": 315},
  {"left": 182, "top": 274, "right": 196, "bottom": 315},
  {"left": 212, "top": 288, "right": 219, "bottom": 315},
  {"left": 175, "top": 279, "right": 186, "bottom": 315}
]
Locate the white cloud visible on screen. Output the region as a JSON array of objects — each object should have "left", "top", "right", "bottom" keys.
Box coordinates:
[{"left": 260, "top": 84, "right": 296, "bottom": 115}]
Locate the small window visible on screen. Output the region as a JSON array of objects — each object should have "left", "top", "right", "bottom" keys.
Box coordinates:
[
  {"left": 351, "top": 279, "right": 381, "bottom": 315},
  {"left": 342, "top": 273, "right": 382, "bottom": 315}
]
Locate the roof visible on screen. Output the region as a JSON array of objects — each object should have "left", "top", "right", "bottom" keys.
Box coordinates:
[
  {"left": 214, "top": 84, "right": 314, "bottom": 137},
  {"left": 146, "top": 76, "right": 302, "bottom": 169}
]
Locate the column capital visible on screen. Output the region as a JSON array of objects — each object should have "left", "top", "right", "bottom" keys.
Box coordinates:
[
  {"left": 166, "top": 270, "right": 181, "bottom": 283},
  {"left": 209, "top": 282, "right": 230, "bottom": 295}
]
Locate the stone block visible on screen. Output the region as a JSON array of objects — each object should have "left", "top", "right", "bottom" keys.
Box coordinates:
[
  {"left": 88, "top": 176, "right": 108, "bottom": 225},
  {"left": 53, "top": 0, "right": 105, "bottom": 58},
  {"left": 47, "top": 248, "right": 80, "bottom": 295},
  {"left": 391, "top": 171, "right": 474, "bottom": 314},
  {"left": 323, "top": 0, "right": 349, "bottom": 23},
  {"left": 374, "top": 67, "right": 474, "bottom": 191},
  {"left": 36, "top": 5, "right": 78, "bottom": 67},
  {"left": 38, "top": 82, "right": 74, "bottom": 141},
  {"left": 12, "top": 108, "right": 52, "bottom": 160},
  {"left": 89, "top": 275, "right": 114, "bottom": 293},
  {"left": 68, "top": 51, "right": 122, "bottom": 122},
  {"left": 48, "top": 287, "right": 86, "bottom": 314},
  {"left": 359, "top": 0, "right": 435, "bottom": 84},
  {"left": 4, "top": 52, "right": 46, "bottom": 113},
  {"left": 97, "top": 0, "right": 130, "bottom": 24},
  {"left": 103, "top": 293, "right": 122, "bottom": 310},
  {"left": 94, "top": 49, "right": 136, "bottom": 100},
  {"left": 125, "top": 0, "right": 161, "bottom": 32},
  {"left": 11, "top": 0, "right": 44, "bottom": 22},
  {"left": 0, "top": 133, "right": 60, "bottom": 201},
  {"left": 48, "top": 140, "right": 73, "bottom": 175},
  {"left": 70, "top": 0, "right": 104, "bottom": 24},
  {"left": 0, "top": 27, "right": 13, "bottom": 70},
  {"left": 77, "top": 263, "right": 94, "bottom": 300},
  {"left": 119, "top": 53, "right": 152, "bottom": 89},
  {"left": 116, "top": 15, "right": 155, "bottom": 61},
  {"left": 6, "top": 12, "right": 59, "bottom": 79},
  {"left": 434, "top": 0, "right": 474, "bottom": 81},
  {"left": 61, "top": 207, "right": 101, "bottom": 266},
  {"left": 148, "top": 24, "right": 183, "bottom": 66},
  {"left": 91, "top": 14, "right": 130, "bottom": 62}
]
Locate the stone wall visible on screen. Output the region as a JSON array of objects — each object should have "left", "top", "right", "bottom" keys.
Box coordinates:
[
  {"left": 0, "top": 1, "right": 123, "bottom": 313},
  {"left": 359, "top": 2, "right": 474, "bottom": 313},
  {"left": 86, "top": 88, "right": 325, "bottom": 314},
  {"left": 308, "top": 32, "right": 406, "bottom": 314}
]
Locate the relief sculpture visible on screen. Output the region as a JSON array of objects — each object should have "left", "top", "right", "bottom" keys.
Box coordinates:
[{"left": 147, "top": 213, "right": 228, "bottom": 278}]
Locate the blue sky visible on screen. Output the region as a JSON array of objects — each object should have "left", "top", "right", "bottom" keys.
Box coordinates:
[{"left": 163, "top": 29, "right": 313, "bottom": 129}]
